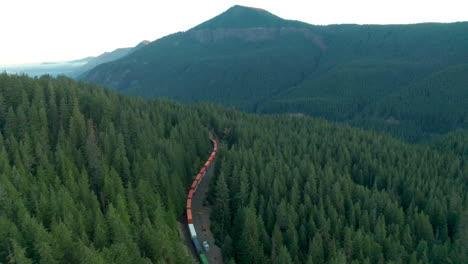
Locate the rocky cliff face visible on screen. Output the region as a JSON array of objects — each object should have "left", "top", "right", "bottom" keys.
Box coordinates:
[{"left": 189, "top": 27, "right": 327, "bottom": 50}]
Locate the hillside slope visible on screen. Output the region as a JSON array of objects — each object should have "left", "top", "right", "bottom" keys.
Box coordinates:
[
  {"left": 201, "top": 105, "right": 467, "bottom": 264},
  {"left": 83, "top": 5, "right": 468, "bottom": 141},
  {"left": 0, "top": 74, "right": 466, "bottom": 263},
  {"left": 73, "top": 41, "right": 150, "bottom": 78},
  {"left": 0, "top": 73, "right": 205, "bottom": 264}
]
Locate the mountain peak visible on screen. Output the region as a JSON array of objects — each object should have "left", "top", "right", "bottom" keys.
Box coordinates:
[
  {"left": 135, "top": 40, "right": 151, "bottom": 49},
  {"left": 193, "top": 5, "right": 284, "bottom": 30},
  {"left": 229, "top": 5, "right": 268, "bottom": 13}
]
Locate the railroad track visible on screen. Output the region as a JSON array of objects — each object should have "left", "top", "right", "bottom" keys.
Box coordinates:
[{"left": 185, "top": 139, "right": 222, "bottom": 264}]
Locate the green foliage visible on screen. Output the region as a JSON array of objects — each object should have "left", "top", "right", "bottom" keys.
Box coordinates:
[
  {"left": 1, "top": 72, "right": 466, "bottom": 264},
  {"left": 430, "top": 129, "right": 468, "bottom": 159},
  {"left": 212, "top": 172, "right": 231, "bottom": 238},
  {"left": 201, "top": 104, "right": 467, "bottom": 263},
  {"left": 83, "top": 6, "right": 468, "bottom": 142},
  {"left": 0, "top": 74, "right": 204, "bottom": 263}
]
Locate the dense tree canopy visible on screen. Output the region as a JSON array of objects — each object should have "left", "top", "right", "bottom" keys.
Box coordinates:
[
  {"left": 202, "top": 105, "right": 467, "bottom": 263},
  {"left": 0, "top": 73, "right": 211, "bottom": 264},
  {"left": 1, "top": 73, "right": 466, "bottom": 264}
]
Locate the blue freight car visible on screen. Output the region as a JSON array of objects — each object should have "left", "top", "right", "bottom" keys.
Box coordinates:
[{"left": 192, "top": 237, "right": 203, "bottom": 254}]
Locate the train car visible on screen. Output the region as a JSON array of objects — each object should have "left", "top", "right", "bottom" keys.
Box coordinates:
[
  {"left": 199, "top": 254, "right": 209, "bottom": 264},
  {"left": 188, "top": 223, "right": 197, "bottom": 238},
  {"left": 187, "top": 209, "right": 193, "bottom": 224},
  {"left": 185, "top": 138, "right": 218, "bottom": 264},
  {"left": 190, "top": 180, "right": 198, "bottom": 191},
  {"left": 192, "top": 237, "right": 203, "bottom": 254},
  {"left": 195, "top": 173, "right": 202, "bottom": 183},
  {"left": 194, "top": 174, "right": 203, "bottom": 191},
  {"left": 192, "top": 179, "right": 199, "bottom": 192}
]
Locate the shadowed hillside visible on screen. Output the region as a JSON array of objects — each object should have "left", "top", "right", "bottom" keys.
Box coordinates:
[{"left": 83, "top": 6, "right": 468, "bottom": 141}]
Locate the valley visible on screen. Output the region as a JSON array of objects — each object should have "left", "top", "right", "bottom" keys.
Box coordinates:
[
  {"left": 0, "top": 4, "right": 467, "bottom": 264},
  {"left": 82, "top": 6, "right": 468, "bottom": 142}
]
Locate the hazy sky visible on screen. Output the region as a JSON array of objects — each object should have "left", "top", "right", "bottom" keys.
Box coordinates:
[{"left": 1, "top": 0, "right": 467, "bottom": 65}]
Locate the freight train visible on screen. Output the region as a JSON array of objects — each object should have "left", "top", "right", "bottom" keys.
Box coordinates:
[{"left": 187, "top": 139, "right": 218, "bottom": 264}]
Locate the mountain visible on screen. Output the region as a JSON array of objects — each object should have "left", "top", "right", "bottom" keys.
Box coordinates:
[
  {"left": 82, "top": 6, "right": 468, "bottom": 142},
  {"left": 1, "top": 73, "right": 466, "bottom": 263},
  {"left": 193, "top": 5, "right": 287, "bottom": 29},
  {"left": 0, "top": 40, "right": 150, "bottom": 78},
  {"left": 74, "top": 40, "right": 151, "bottom": 78}
]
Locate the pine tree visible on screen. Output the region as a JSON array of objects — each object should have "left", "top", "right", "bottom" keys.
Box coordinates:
[
  {"left": 275, "top": 245, "right": 293, "bottom": 264},
  {"left": 309, "top": 233, "right": 325, "bottom": 264},
  {"left": 8, "top": 240, "right": 33, "bottom": 264},
  {"left": 236, "top": 207, "right": 265, "bottom": 264},
  {"left": 213, "top": 172, "right": 231, "bottom": 238}
]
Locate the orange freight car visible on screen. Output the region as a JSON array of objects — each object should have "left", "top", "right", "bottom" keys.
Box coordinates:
[
  {"left": 190, "top": 180, "right": 198, "bottom": 191},
  {"left": 187, "top": 209, "right": 193, "bottom": 224},
  {"left": 187, "top": 199, "right": 192, "bottom": 210},
  {"left": 188, "top": 190, "right": 194, "bottom": 199},
  {"left": 195, "top": 173, "right": 202, "bottom": 182}
]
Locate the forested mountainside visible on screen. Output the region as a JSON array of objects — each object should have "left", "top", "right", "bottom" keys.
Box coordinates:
[
  {"left": 83, "top": 5, "right": 468, "bottom": 142},
  {"left": 203, "top": 106, "right": 467, "bottom": 264},
  {"left": 0, "top": 73, "right": 209, "bottom": 264},
  {"left": 73, "top": 41, "right": 150, "bottom": 79},
  {"left": 1, "top": 74, "right": 466, "bottom": 264},
  {"left": 430, "top": 129, "right": 468, "bottom": 160}
]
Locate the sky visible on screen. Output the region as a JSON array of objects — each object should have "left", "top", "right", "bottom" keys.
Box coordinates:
[{"left": 1, "top": 0, "right": 467, "bottom": 66}]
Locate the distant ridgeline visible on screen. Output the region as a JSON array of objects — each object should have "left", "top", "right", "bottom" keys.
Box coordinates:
[
  {"left": 0, "top": 41, "right": 149, "bottom": 78},
  {"left": 83, "top": 6, "right": 468, "bottom": 142}
]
